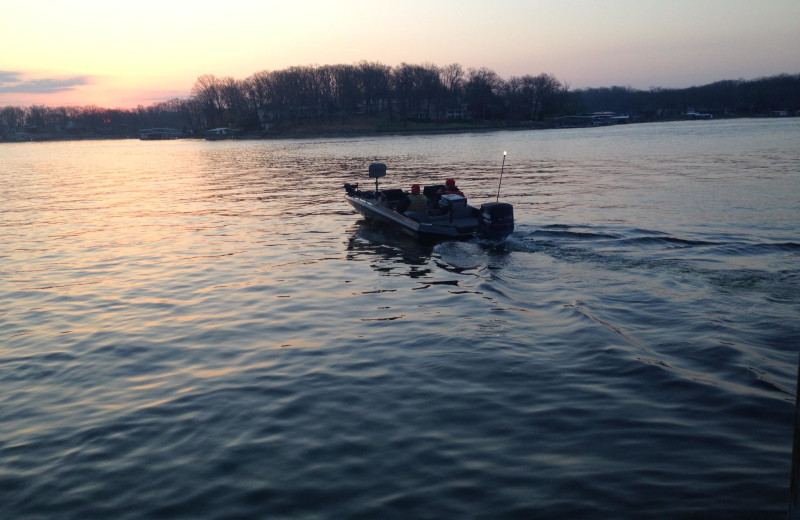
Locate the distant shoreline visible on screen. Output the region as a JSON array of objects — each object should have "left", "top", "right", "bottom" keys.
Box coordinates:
[
  {"left": 2, "top": 120, "right": 522, "bottom": 143},
  {"left": 3, "top": 114, "right": 797, "bottom": 144}
]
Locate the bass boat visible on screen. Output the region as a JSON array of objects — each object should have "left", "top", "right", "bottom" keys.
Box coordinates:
[{"left": 344, "top": 162, "right": 514, "bottom": 243}]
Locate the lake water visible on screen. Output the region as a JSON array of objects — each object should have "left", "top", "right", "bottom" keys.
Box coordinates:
[{"left": 2, "top": 118, "right": 799, "bottom": 519}]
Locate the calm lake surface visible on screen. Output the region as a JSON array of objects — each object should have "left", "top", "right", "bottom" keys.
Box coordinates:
[{"left": 2, "top": 118, "right": 799, "bottom": 519}]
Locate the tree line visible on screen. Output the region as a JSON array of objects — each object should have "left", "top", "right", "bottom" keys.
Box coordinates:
[
  {"left": 1, "top": 61, "right": 798, "bottom": 140},
  {"left": 577, "top": 73, "right": 800, "bottom": 120}
]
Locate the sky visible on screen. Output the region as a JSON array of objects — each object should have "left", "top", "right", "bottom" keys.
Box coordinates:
[{"left": 1, "top": 0, "right": 798, "bottom": 109}]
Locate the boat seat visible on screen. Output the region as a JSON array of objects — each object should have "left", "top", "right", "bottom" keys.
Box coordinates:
[
  {"left": 423, "top": 185, "right": 444, "bottom": 209},
  {"left": 423, "top": 185, "right": 444, "bottom": 198},
  {"left": 379, "top": 188, "right": 406, "bottom": 211},
  {"left": 380, "top": 189, "right": 405, "bottom": 202}
]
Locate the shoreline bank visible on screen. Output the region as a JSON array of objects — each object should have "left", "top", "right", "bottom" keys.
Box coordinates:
[{"left": 2, "top": 114, "right": 796, "bottom": 144}]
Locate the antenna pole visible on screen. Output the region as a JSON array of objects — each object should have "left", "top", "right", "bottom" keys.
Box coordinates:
[{"left": 496, "top": 151, "right": 507, "bottom": 202}]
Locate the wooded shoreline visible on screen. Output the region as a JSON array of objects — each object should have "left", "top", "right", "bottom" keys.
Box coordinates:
[
  {"left": 3, "top": 113, "right": 798, "bottom": 144},
  {"left": 3, "top": 64, "right": 798, "bottom": 143}
]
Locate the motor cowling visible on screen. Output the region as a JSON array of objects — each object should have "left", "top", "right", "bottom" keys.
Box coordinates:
[{"left": 479, "top": 202, "right": 514, "bottom": 241}]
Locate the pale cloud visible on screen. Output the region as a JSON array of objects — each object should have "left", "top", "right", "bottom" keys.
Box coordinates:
[{"left": 0, "top": 71, "right": 91, "bottom": 94}]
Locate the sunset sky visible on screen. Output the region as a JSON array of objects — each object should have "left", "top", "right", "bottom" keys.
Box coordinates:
[{"left": 1, "top": 0, "right": 798, "bottom": 109}]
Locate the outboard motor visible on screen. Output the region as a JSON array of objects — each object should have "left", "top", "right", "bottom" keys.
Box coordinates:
[{"left": 479, "top": 202, "right": 514, "bottom": 241}]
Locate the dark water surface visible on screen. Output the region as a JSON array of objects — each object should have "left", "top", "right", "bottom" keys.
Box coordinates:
[{"left": 2, "top": 119, "right": 799, "bottom": 519}]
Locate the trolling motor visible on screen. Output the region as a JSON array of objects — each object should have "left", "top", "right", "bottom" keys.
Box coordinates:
[
  {"left": 344, "top": 162, "right": 386, "bottom": 197},
  {"left": 344, "top": 182, "right": 358, "bottom": 196},
  {"left": 369, "top": 162, "right": 386, "bottom": 191}
]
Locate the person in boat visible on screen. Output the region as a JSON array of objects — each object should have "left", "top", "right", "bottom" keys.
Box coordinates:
[
  {"left": 405, "top": 184, "right": 428, "bottom": 213},
  {"left": 439, "top": 178, "right": 465, "bottom": 197},
  {"left": 397, "top": 184, "right": 427, "bottom": 214}
]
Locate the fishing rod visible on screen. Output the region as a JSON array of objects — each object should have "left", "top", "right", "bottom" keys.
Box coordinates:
[{"left": 496, "top": 150, "right": 507, "bottom": 202}]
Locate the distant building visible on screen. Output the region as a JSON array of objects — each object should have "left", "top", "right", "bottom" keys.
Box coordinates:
[
  {"left": 685, "top": 109, "right": 713, "bottom": 119},
  {"left": 553, "top": 112, "right": 629, "bottom": 127},
  {"left": 204, "top": 127, "right": 240, "bottom": 140},
  {"left": 446, "top": 105, "right": 471, "bottom": 120},
  {"left": 139, "top": 128, "right": 181, "bottom": 140}
]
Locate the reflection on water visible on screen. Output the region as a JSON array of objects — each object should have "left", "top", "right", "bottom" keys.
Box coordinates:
[
  {"left": 346, "top": 228, "right": 435, "bottom": 279},
  {"left": 1, "top": 119, "right": 799, "bottom": 519}
]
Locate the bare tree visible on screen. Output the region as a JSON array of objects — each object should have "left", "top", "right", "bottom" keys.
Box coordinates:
[
  {"left": 219, "top": 76, "right": 250, "bottom": 127},
  {"left": 465, "top": 67, "right": 505, "bottom": 120},
  {"left": 1, "top": 106, "right": 25, "bottom": 135},
  {"left": 314, "top": 65, "right": 336, "bottom": 121},
  {"left": 327, "top": 64, "right": 360, "bottom": 123},
  {"left": 528, "top": 73, "right": 563, "bottom": 121},
  {"left": 192, "top": 74, "right": 223, "bottom": 128},
  {"left": 390, "top": 63, "right": 443, "bottom": 121},
  {"left": 391, "top": 63, "right": 417, "bottom": 121},
  {"left": 358, "top": 61, "right": 391, "bottom": 117},
  {"left": 439, "top": 63, "right": 465, "bottom": 116},
  {"left": 25, "top": 105, "right": 50, "bottom": 133},
  {"left": 504, "top": 76, "right": 527, "bottom": 121}
]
